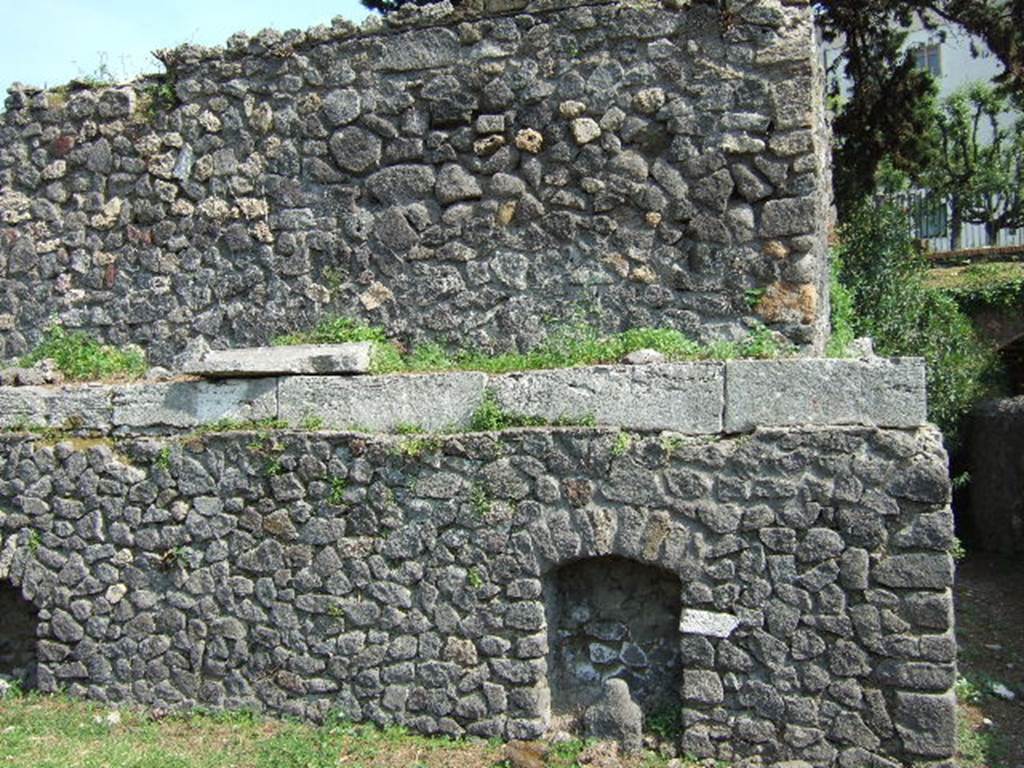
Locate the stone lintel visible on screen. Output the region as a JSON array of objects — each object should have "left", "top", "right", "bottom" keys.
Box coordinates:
[{"left": 0, "top": 385, "right": 113, "bottom": 430}]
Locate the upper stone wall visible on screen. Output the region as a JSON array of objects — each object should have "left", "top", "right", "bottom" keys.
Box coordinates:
[{"left": 0, "top": 0, "right": 831, "bottom": 365}]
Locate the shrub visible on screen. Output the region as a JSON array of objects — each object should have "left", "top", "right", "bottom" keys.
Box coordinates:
[{"left": 834, "top": 202, "right": 1003, "bottom": 444}]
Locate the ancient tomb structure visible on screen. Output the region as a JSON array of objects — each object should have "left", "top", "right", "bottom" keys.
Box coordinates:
[{"left": 0, "top": 1, "right": 956, "bottom": 766}]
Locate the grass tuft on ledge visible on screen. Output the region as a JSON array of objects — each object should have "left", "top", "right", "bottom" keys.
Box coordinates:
[
  {"left": 274, "top": 316, "right": 791, "bottom": 375},
  {"left": 20, "top": 325, "right": 147, "bottom": 382}
]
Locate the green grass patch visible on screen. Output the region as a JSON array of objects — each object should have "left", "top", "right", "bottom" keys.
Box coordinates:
[
  {"left": 273, "top": 316, "right": 791, "bottom": 377},
  {"left": 0, "top": 693, "right": 506, "bottom": 768},
  {"left": 20, "top": 325, "right": 147, "bottom": 382},
  {"left": 468, "top": 390, "right": 596, "bottom": 432}
]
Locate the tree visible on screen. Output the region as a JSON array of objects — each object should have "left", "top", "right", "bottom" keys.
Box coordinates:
[
  {"left": 817, "top": 0, "right": 1024, "bottom": 214},
  {"left": 928, "top": 84, "right": 1024, "bottom": 245}
]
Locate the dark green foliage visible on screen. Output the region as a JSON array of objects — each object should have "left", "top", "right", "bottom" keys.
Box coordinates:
[
  {"left": 826, "top": 255, "right": 857, "bottom": 357},
  {"left": 934, "top": 262, "right": 1024, "bottom": 310},
  {"left": 835, "top": 202, "right": 1004, "bottom": 444},
  {"left": 822, "top": 6, "right": 939, "bottom": 215},
  {"left": 817, "top": 0, "right": 1024, "bottom": 214},
  {"left": 20, "top": 325, "right": 147, "bottom": 381},
  {"left": 141, "top": 75, "right": 180, "bottom": 121}
]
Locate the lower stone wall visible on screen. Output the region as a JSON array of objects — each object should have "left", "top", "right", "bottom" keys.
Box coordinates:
[
  {"left": 969, "top": 397, "right": 1024, "bottom": 554},
  {"left": 0, "top": 425, "right": 954, "bottom": 766}
]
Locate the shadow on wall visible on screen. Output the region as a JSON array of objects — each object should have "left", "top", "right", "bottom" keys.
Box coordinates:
[
  {"left": 0, "top": 580, "right": 39, "bottom": 691},
  {"left": 544, "top": 556, "right": 682, "bottom": 725}
]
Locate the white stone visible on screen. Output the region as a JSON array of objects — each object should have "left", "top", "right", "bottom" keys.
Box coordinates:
[
  {"left": 679, "top": 609, "right": 740, "bottom": 638},
  {"left": 572, "top": 118, "right": 602, "bottom": 145},
  {"left": 105, "top": 584, "right": 128, "bottom": 605}
]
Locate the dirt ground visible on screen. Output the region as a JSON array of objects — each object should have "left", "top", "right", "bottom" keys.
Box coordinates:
[{"left": 955, "top": 554, "right": 1024, "bottom": 767}]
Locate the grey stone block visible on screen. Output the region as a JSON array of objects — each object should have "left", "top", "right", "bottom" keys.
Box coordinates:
[
  {"left": 112, "top": 380, "right": 278, "bottom": 429},
  {"left": 491, "top": 363, "right": 724, "bottom": 433},
  {"left": 183, "top": 343, "right": 372, "bottom": 377},
  {"left": 278, "top": 373, "right": 487, "bottom": 432},
  {"left": 724, "top": 358, "right": 927, "bottom": 432},
  {"left": 894, "top": 691, "right": 956, "bottom": 757},
  {"left": 0, "top": 386, "right": 112, "bottom": 430},
  {"left": 873, "top": 553, "right": 954, "bottom": 590}
]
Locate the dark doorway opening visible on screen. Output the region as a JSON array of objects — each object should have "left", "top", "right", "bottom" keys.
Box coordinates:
[
  {"left": 0, "top": 581, "right": 39, "bottom": 690},
  {"left": 545, "top": 556, "right": 682, "bottom": 720}
]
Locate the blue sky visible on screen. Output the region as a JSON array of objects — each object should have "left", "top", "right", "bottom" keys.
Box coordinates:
[{"left": 1, "top": 1, "right": 370, "bottom": 94}]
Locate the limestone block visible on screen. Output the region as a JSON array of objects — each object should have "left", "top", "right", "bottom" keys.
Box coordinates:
[
  {"left": 278, "top": 373, "right": 487, "bottom": 432},
  {"left": 183, "top": 343, "right": 373, "bottom": 377},
  {"left": 0, "top": 385, "right": 112, "bottom": 430},
  {"left": 724, "top": 358, "right": 927, "bottom": 432},
  {"left": 679, "top": 609, "right": 740, "bottom": 638},
  {"left": 491, "top": 363, "right": 724, "bottom": 433},
  {"left": 112, "top": 379, "right": 278, "bottom": 428}
]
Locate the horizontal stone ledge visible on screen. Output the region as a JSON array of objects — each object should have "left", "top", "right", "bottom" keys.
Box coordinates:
[
  {"left": 0, "top": 357, "right": 930, "bottom": 436},
  {"left": 0, "top": 385, "right": 113, "bottom": 430},
  {"left": 112, "top": 380, "right": 278, "bottom": 429},
  {"left": 278, "top": 373, "right": 488, "bottom": 432},
  {"left": 491, "top": 363, "right": 724, "bottom": 433},
  {"left": 183, "top": 342, "right": 373, "bottom": 377},
  {"left": 724, "top": 357, "right": 927, "bottom": 432}
]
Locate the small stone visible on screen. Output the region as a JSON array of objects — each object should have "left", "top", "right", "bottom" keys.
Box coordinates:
[
  {"left": 474, "top": 135, "right": 506, "bottom": 156},
  {"left": 633, "top": 87, "right": 666, "bottom": 114},
  {"left": 583, "top": 679, "right": 643, "bottom": 754},
  {"left": 322, "top": 89, "right": 361, "bottom": 126},
  {"left": 475, "top": 114, "right": 505, "bottom": 134},
  {"left": 329, "top": 126, "right": 382, "bottom": 174},
  {"left": 505, "top": 741, "right": 548, "bottom": 768},
  {"left": 515, "top": 128, "right": 544, "bottom": 154},
  {"left": 436, "top": 164, "right": 483, "bottom": 204},
  {"left": 572, "top": 118, "right": 602, "bottom": 145},
  {"left": 105, "top": 584, "right": 128, "bottom": 605},
  {"left": 848, "top": 337, "right": 875, "bottom": 357},
  {"left": 559, "top": 100, "right": 587, "bottom": 118},
  {"left": 991, "top": 682, "right": 1017, "bottom": 701},
  {"left": 622, "top": 349, "right": 665, "bottom": 365}
]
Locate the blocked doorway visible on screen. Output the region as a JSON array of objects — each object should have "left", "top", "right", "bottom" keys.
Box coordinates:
[
  {"left": 544, "top": 556, "right": 682, "bottom": 720},
  {"left": 0, "top": 581, "right": 39, "bottom": 690}
]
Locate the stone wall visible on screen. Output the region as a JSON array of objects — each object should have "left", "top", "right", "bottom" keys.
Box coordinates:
[
  {"left": 0, "top": 417, "right": 955, "bottom": 766},
  {"left": 0, "top": 0, "right": 831, "bottom": 365},
  {"left": 968, "top": 396, "right": 1024, "bottom": 554}
]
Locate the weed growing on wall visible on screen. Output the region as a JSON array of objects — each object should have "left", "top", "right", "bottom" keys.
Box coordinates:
[
  {"left": 20, "top": 325, "right": 147, "bottom": 381},
  {"left": 274, "top": 316, "right": 791, "bottom": 376}
]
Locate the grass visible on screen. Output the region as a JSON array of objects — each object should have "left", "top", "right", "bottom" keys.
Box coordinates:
[
  {"left": 0, "top": 694, "right": 688, "bottom": 768},
  {"left": 926, "top": 260, "right": 1024, "bottom": 295},
  {"left": 0, "top": 694, "right": 505, "bottom": 768},
  {"left": 20, "top": 325, "right": 147, "bottom": 382},
  {"left": 273, "top": 316, "right": 791, "bottom": 376},
  {"left": 468, "top": 390, "right": 596, "bottom": 432}
]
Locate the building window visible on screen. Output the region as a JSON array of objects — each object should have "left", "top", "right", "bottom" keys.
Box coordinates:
[{"left": 913, "top": 43, "right": 942, "bottom": 77}]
